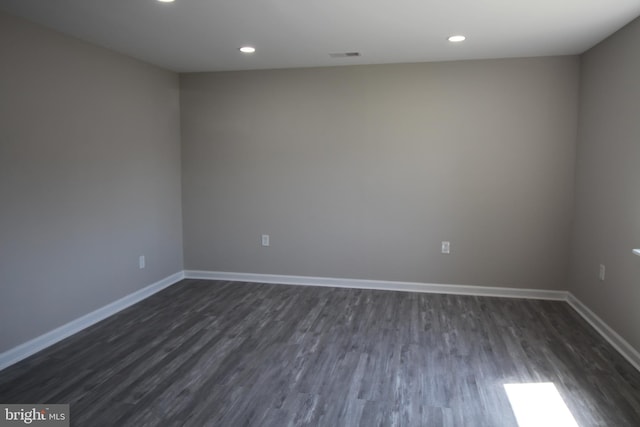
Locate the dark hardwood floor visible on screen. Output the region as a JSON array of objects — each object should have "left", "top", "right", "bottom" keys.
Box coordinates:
[{"left": 1, "top": 279, "right": 639, "bottom": 426}]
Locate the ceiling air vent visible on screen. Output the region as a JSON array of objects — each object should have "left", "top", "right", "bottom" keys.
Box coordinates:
[{"left": 329, "top": 52, "right": 361, "bottom": 58}]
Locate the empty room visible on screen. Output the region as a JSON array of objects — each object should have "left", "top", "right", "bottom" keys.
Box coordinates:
[{"left": 1, "top": 0, "right": 639, "bottom": 426}]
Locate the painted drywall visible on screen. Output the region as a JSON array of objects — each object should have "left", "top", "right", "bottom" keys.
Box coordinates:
[
  {"left": 181, "top": 57, "right": 579, "bottom": 289},
  {"left": 570, "top": 16, "right": 640, "bottom": 352},
  {"left": 0, "top": 12, "right": 183, "bottom": 353}
]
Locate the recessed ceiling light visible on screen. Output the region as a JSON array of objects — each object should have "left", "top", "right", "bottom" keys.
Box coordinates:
[
  {"left": 239, "top": 46, "right": 256, "bottom": 53},
  {"left": 157, "top": 0, "right": 175, "bottom": 3},
  {"left": 448, "top": 35, "right": 466, "bottom": 42}
]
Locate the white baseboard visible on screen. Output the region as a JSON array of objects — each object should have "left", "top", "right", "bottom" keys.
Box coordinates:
[
  {"left": 186, "top": 270, "right": 640, "bottom": 373},
  {"left": 0, "top": 271, "right": 185, "bottom": 372},
  {"left": 183, "top": 270, "right": 568, "bottom": 300},
  {"left": 3, "top": 269, "right": 638, "bottom": 377},
  {"left": 566, "top": 293, "right": 640, "bottom": 372}
]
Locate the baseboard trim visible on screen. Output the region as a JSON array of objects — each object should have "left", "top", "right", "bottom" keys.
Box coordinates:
[
  {"left": 184, "top": 270, "right": 568, "bottom": 301},
  {"left": 4, "top": 269, "right": 638, "bottom": 376},
  {"left": 186, "top": 270, "right": 640, "bottom": 372},
  {"left": 566, "top": 293, "right": 640, "bottom": 372},
  {"left": 0, "top": 271, "right": 185, "bottom": 372}
]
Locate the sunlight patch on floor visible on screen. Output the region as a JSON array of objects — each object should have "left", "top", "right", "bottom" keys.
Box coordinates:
[{"left": 504, "top": 382, "right": 580, "bottom": 427}]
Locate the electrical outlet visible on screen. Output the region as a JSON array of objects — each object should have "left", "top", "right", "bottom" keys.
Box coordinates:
[
  {"left": 441, "top": 241, "right": 450, "bottom": 254},
  {"left": 261, "top": 234, "right": 270, "bottom": 247},
  {"left": 599, "top": 264, "right": 605, "bottom": 281},
  {"left": 139, "top": 255, "right": 146, "bottom": 269}
]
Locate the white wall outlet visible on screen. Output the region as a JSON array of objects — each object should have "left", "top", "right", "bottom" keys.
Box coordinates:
[
  {"left": 139, "top": 255, "right": 146, "bottom": 269},
  {"left": 261, "top": 234, "right": 270, "bottom": 247},
  {"left": 599, "top": 264, "right": 605, "bottom": 281},
  {"left": 441, "top": 241, "right": 450, "bottom": 254}
]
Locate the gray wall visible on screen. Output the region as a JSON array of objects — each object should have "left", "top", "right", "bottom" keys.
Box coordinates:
[
  {"left": 0, "top": 12, "right": 183, "bottom": 353},
  {"left": 570, "top": 17, "right": 640, "bottom": 351},
  {"left": 181, "top": 57, "right": 579, "bottom": 289}
]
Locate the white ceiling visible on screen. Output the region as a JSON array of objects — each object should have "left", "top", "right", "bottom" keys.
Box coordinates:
[{"left": 1, "top": 0, "right": 639, "bottom": 73}]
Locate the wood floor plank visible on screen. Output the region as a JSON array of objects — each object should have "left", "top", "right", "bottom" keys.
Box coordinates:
[{"left": 1, "top": 279, "right": 639, "bottom": 426}]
